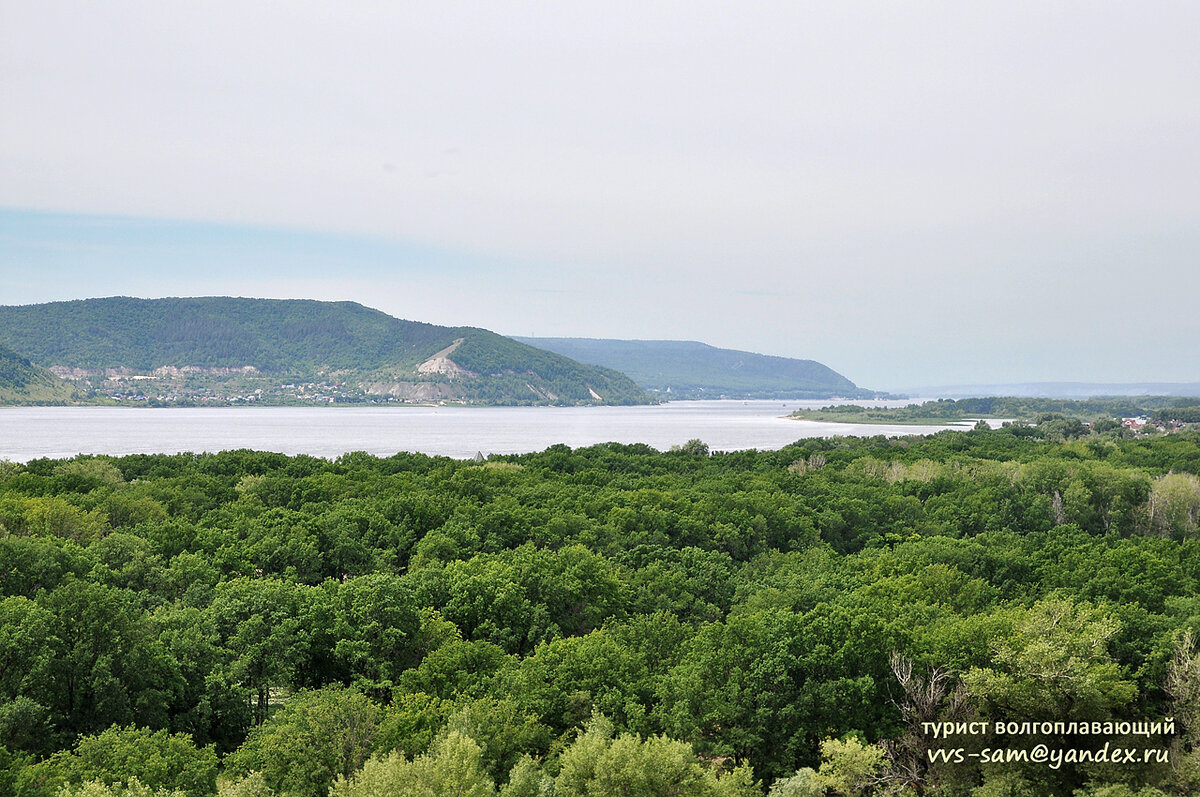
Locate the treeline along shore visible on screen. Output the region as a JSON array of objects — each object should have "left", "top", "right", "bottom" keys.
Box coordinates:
[{"left": 791, "top": 396, "right": 1200, "bottom": 432}]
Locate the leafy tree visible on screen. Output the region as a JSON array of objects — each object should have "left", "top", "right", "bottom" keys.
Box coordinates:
[
  {"left": 555, "top": 715, "right": 759, "bottom": 797},
  {"left": 1147, "top": 473, "right": 1200, "bottom": 538},
  {"left": 330, "top": 731, "right": 495, "bottom": 797},
  {"left": 1162, "top": 630, "right": 1200, "bottom": 793},
  {"left": 657, "top": 606, "right": 898, "bottom": 779},
  {"left": 963, "top": 598, "right": 1136, "bottom": 720},
  {"left": 54, "top": 458, "right": 125, "bottom": 487},
  {"left": 441, "top": 697, "right": 552, "bottom": 783},
  {"left": 1072, "top": 787, "right": 1170, "bottom": 797},
  {"left": 332, "top": 574, "right": 421, "bottom": 695},
  {"left": 768, "top": 737, "right": 885, "bottom": 797},
  {"left": 398, "top": 639, "right": 513, "bottom": 702},
  {"left": 149, "top": 605, "right": 249, "bottom": 753},
  {"left": 205, "top": 578, "right": 321, "bottom": 723},
  {"left": 0, "top": 696, "right": 54, "bottom": 757},
  {"left": 225, "top": 686, "right": 381, "bottom": 797},
  {"left": 375, "top": 692, "right": 448, "bottom": 760},
  {"left": 418, "top": 544, "right": 625, "bottom": 655},
  {"left": 503, "top": 629, "right": 653, "bottom": 737},
  {"left": 217, "top": 771, "right": 275, "bottom": 797},
  {"left": 0, "top": 596, "right": 58, "bottom": 750},
  {"left": 38, "top": 581, "right": 182, "bottom": 737},
  {"left": 56, "top": 778, "right": 187, "bottom": 797},
  {"left": 86, "top": 533, "right": 165, "bottom": 595},
  {"left": 498, "top": 756, "right": 554, "bottom": 797},
  {"left": 26, "top": 725, "right": 216, "bottom": 797},
  {"left": 0, "top": 533, "right": 92, "bottom": 598},
  {"left": 673, "top": 440, "right": 711, "bottom": 457}
]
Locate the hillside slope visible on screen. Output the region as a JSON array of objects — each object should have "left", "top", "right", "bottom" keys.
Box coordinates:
[
  {"left": 515, "top": 337, "right": 870, "bottom": 399},
  {"left": 0, "top": 345, "right": 78, "bottom": 404},
  {"left": 0, "top": 298, "right": 651, "bottom": 406}
]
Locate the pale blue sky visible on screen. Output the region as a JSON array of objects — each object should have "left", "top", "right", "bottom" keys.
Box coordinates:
[{"left": 2, "top": 2, "right": 1198, "bottom": 390}]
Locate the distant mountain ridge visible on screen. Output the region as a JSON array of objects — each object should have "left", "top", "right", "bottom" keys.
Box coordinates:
[
  {"left": 901, "top": 382, "right": 1200, "bottom": 399},
  {"left": 0, "top": 297, "right": 651, "bottom": 406},
  {"left": 514, "top": 337, "right": 873, "bottom": 399}
]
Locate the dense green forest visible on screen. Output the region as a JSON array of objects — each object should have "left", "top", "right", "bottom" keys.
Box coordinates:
[
  {"left": 515, "top": 338, "right": 873, "bottom": 400},
  {"left": 791, "top": 397, "right": 1200, "bottom": 427},
  {"left": 0, "top": 346, "right": 78, "bottom": 405},
  {"left": 0, "top": 298, "right": 651, "bottom": 406},
  {"left": 5, "top": 423, "right": 1200, "bottom": 795}
]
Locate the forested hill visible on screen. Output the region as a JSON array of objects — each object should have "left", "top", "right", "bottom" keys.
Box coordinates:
[
  {"left": 514, "top": 336, "right": 871, "bottom": 399},
  {"left": 0, "top": 297, "right": 651, "bottom": 406},
  {"left": 0, "top": 344, "right": 77, "bottom": 404}
]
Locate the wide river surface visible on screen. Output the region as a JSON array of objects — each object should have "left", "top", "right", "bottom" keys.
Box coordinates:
[{"left": 0, "top": 399, "right": 968, "bottom": 462}]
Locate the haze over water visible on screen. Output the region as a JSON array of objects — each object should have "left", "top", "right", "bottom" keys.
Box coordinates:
[{"left": 0, "top": 400, "right": 970, "bottom": 462}]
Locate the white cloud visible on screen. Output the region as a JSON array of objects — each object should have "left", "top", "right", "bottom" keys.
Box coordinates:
[{"left": 2, "top": 1, "right": 1198, "bottom": 387}]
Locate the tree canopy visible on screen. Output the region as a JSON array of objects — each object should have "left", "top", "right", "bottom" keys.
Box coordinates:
[{"left": 4, "top": 425, "right": 1200, "bottom": 794}]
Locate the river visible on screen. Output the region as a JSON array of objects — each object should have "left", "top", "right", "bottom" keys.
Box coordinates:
[{"left": 0, "top": 399, "right": 968, "bottom": 462}]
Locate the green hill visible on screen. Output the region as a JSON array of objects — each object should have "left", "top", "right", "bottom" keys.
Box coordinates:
[
  {"left": 514, "top": 337, "right": 871, "bottom": 399},
  {"left": 0, "top": 298, "right": 651, "bottom": 406},
  {"left": 0, "top": 344, "right": 78, "bottom": 404}
]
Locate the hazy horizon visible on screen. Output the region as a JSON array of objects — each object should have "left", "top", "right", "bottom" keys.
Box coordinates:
[{"left": 3, "top": 3, "right": 1198, "bottom": 389}]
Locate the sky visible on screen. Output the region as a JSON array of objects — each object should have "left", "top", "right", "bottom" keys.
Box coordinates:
[{"left": 2, "top": 1, "right": 1198, "bottom": 391}]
